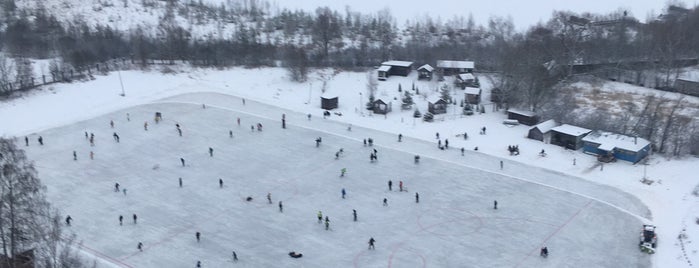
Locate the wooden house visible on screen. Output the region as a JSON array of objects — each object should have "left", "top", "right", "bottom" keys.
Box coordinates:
[
  {"left": 674, "top": 78, "right": 699, "bottom": 97},
  {"left": 527, "top": 119, "right": 558, "bottom": 143},
  {"left": 427, "top": 96, "right": 448, "bottom": 115},
  {"left": 464, "top": 87, "right": 481, "bottom": 104},
  {"left": 417, "top": 64, "right": 434, "bottom": 80},
  {"left": 455, "top": 73, "right": 476, "bottom": 88},
  {"left": 372, "top": 99, "right": 390, "bottom": 114},
  {"left": 550, "top": 124, "right": 592, "bottom": 150},
  {"left": 436, "top": 60, "right": 474, "bottom": 76},
  {"left": 377, "top": 61, "right": 413, "bottom": 80},
  {"left": 320, "top": 95, "right": 338, "bottom": 110},
  {"left": 582, "top": 131, "right": 651, "bottom": 163},
  {"left": 507, "top": 109, "right": 539, "bottom": 126}
]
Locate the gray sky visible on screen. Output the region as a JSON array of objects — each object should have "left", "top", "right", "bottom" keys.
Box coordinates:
[{"left": 261, "top": 0, "right": 680, "bottom": 30}]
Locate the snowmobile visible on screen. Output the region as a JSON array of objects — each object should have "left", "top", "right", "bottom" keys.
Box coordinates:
[{"left": 639, "top": 224, "right": 657, "bottom": 254}]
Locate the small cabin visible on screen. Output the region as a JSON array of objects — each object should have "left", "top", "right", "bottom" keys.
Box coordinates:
[
  {"left": 437, "top": 60, "right": 474, "bottom": 76},
  {"left": 377, "top": 65, "right": 391, "bottom": 81},
  {"left": 506, "top": 109, "right": 539, "bottom": 126},
  {"left": 417, "top": 64, "right": 434, "bottom": 80},
  {"left": 464, "top": 87, "right": 481, "bottom": 104},
  {"left": 582, "top": 131, "right": 651, "bottom": 163},
  {"left": 320, "top": 95, "right": 338, "bottom": 110},
  {"left": 455, "top": 73, "right": 476, "bottom": 88},
  {"left": 372, "top": 99, "right": 390, "bottom": 114},
  {"left": 377, "top": 61, "right": 413, "bottom": 80},
  {"left": 550, "top": 124, "right": 592, "bottom": 150},
  {"left": 527, "top": 119, "right": 558, "bottom": 143},
  {"left": 427, "top": 97, "right": 448, "bottom": 115}
]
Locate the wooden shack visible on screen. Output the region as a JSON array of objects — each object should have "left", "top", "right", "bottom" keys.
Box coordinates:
[
  {"left": 527, "top": 119, "right": 558, "bottom": 143},
  {"left": 372, "top": 99, "right": 390, "bottom": 114},
  {"left": 417, "top": 64, "right": 434, "bottom": 80},
  {"left": 507, "top": 109, "right": 539, "bottom": 126},
  {"left": 427, "top": 96, "right": 448, "bottom": 115},
  {"left": 550, "top": 124, "right": 592, "bottom": 150},
  {"left": 464, "top": 87, "right": 481, "bottom": 104},
  {"left": 320, "top": 95, "right": 338, "bottom": 110}
]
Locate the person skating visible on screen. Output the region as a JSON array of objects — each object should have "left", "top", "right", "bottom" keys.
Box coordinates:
[
  {"left": 324, "top": 216, "right": 330, "bottom": 230},
  {"left": 133, "top": 214, "right": 138, "bottom": 224},
  {"left": 267, "top": 193, "right": 272, "bottom": 204},
  {"left": 196, "top": 260, "right": 201, "bottom": 268},
  {"left": 493, "top": 200, "right": 498, "bottom": 210},
  {"left": 461, "top": 147, "right": 465, "bottom": 156},
  {"left": 399, "top": 181, "right": 403, "bottom": 192},
  {"left": 119, "top": 215, "right": 123, "bottom": 225},
  {"left": 24, "top": 136, "right": 28, "bottom": 146},
  {"left": 209, "top": 147, "right": 213, "bottom": 157},
  {"left": 415, "top": 192, "right": 419, "bottom": 203},
  {"left": 353, "top": 209, "right": 357, "bottom": 222},
  {"left": 340, "top": 168, "right": 346, "bottom": 177},
  {"left": 341, "top": 188, "right": 346, "bottom": 199},
  {"left": 73, "top": 151, "right": 77, "bottom": 161},
  {"left": 445, "top": 139, "right": 449, "bottom": 149},
  {"left": 368, "top": 237, "right": 375, "bottom": 250},
  {"left": 232, "top": 251, "right": 238, "bottom": 262},
  {"left": 115, "top": 182, "right": 120, "bottom": 192},
  {"left": 179, "top": 177, "right": 183, "bottom": 188},
  {"left": 144, "top": 122, "right": 148, "bottom": 131},
  {"left": 229, "top": 130, "right": 233, "bottom": 138},
  {"left": 110, "top": 120, "right": 114, "bottom": 128},
  {"left": 414, "top": 155, "right": 420, "bottom": 164},
  {"left": 335, "top": 151, "right": 340, "bottom": 160},
  {"left": 317, "top": 211, "right": 323, "bottom": 223},
  {"left": 388, "top": 180, "right": 392, "bottom": 191},
  {"left": 180, "top": 158, "right": 185, "bottom": 167},
  {"left": 90, "top": 151, "right": 94, "bottom": 160},
  {"left": 65, "top": 215, "right": 72, "bottom": 226},
  {"left": 500, "top": 160, "right": 503, "bottom": 170},
  {"left": 315, "top": 137, "right": 322, "bottom": 147},
  {"left": 196, "top": 232, "right": 201, "bottom": 242},
  {"left": 113, "top": 132, "right": 120, "bottom": 143},
  {"left": 398, "top": 133, "right": 402, "bottom": 142},
  {"left": 279, "top": 201, "right": 283, "bottom": 212},
  {"left": 38, "top": 136, "right": 43, "bottom": 145},
  {"left": 219, "top": 178, "right": 223, "bottom": 188},
  {"left": 383, "top": 198, "right": 388, "bottom": 206},
  {"left": 540, "top": 246, "right": 549, "bottom": 258},
  {"left": 137, "top": 242, "right": 143, "bottom": 251},
  {"left": 123, "top": 188, "right": 127, "bottom": 195}
]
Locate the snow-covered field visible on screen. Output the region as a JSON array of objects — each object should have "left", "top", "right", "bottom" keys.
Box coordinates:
[{"left": 1, "top": 67, "right": 697, "bottom": 267}]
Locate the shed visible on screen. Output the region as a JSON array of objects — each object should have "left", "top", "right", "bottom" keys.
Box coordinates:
[
  {"left": 506, "top": 109, "right": 539, "bottom": 126},
  {"left": 417, "top": 64, "right": 434, "bottom": 80},
  {"left": 455, "top": 73, "right": 476, "bottom": 88},
  {"left": 377, "top": 65, "right": 391, "bottom": 81},
  {"left": 380, "top": 60, "right": 413, "bottom": 77},
  {"left": 550, "top": 124, "right": 591, "bottom": 150},
  {"left": 320, "top": 95, "right": 338, "bottom": 110},
  {"left": 527, "top": 119, "right": 558, "bottom": 143},
  {"left": 436, "top": 60, "right": 475, "bottom": 76},
  {"left": 464, "top": 87, "right": 481, "bottom": 104},
  {"left": 674, "top": 78, "right": 699, "bottom": 97},
  {"left": 582, "top": 131, "right": 651, "bottom": 163},
  {"left": 372, "top": 99, "right": 391, "bottom": 114},
  {"left": 427, "top": 96, "right": 448, "bottom": 115}
]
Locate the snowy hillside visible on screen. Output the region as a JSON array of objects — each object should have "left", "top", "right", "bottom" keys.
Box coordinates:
[{"left": 0, "top": 67, "right": 697, "bottom": 267}]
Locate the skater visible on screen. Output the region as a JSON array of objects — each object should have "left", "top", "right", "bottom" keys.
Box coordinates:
[
  {"left": 383, "top": 198, "right": 388, "bottom": 206},
  {"left": 123, "top": 188, "right": 127, "bottom": 195},
  {"left": 500, "top": 160, "right": 503, "bottom": 170},
  {"left": 399, "top": 181, "right": 403, "bottom": 192},
  {"left": 179, "top": 177, "right": 183, "bottom": 187},
  {"left": 315, "top": 137, "right": 322, "bottom": 147},
  {"left": 363, "top": 139, "right": 367, "bottom": 146},
  {"left": 279, "top": 201, "right": 283, "bottom": 212},
  {"left": 282, "top": 118, "right": 286, "bottom": 129},
  {"left": 368, "top": 237, "right": 375, "bottom": 250},
  {"left": 177, "top": 128, "right": 182, "bottom": 136},
  {"left": 540, "top": 246, "right": 549, "bottom": 258},
  {"left": 461, "top": 147, "right": 465, "bottom": 156},
  {"left": 118, "top": 215, "right": 123, "bottom": 225},
  {"left": 110, "top": 120, "right": 114, "bottom": 128},
  {"left": 229, "top": 130, "right": 233, "bottom": 138},
  {"left": 353, "top": 209, "right": 357, "bottom": 221},
  {"left": 317, "top": 211, "right": 323, "bottom": 223},
  {"left": 219, "top": 178, "right": 223, "bottom": 188},
  {"left": 209, "top": 147, "right": 214, "bottom": 157},
  {"left": 445, "top": 139, "right": 449, "bottom": 149},
  {"left": 257, "top": 123, "right": 262, "bottom": 131},
  {"left": 415, "top": 192, "right": 419, "bottom": 203},
  {"left": 347, "top": 124, "right": 352, "bottom": 131},
  {"left": 464, "top": 132, "right": 468, "bottom": 140},
  {"left": 435, "top": 132, "right": 440, "bottom": 139},
  {"left": 493, "top": 200, "right": 498, "bottom": 210},
  {"left": 137, "top": 242, "right": 143, "bottom": 251},
  {"left": 126, "top": 113, "right": 130, "bottom": 121},
  {"left": 398, "top": 133, "right": 402, "bottom": 142},
  {"left": 324, "top": 216, "right": 330, "bottom": 230},
  {"left": 388, "top": 180, "right": 392, "bottom": 191},
  {"left": 65, "top": 215, "right": 72, "bottom": 226},
  {"left": 73, "top": 151, "right": 77, "bottom": 161},
  {"left": 89, "top": 135, "right": 94, "bottom": 146},
  {"left": 335, "top": 151, "right": 340, "bottom": 160},
  {"left": 242, "top": 98, "right": 245, "bottom": 105},
  {"left": 481, "top": 126, "right": 486, "bottom": 135},
  {"left": 115, "top": 182, "right": 120, "bottom": 192},
  {"left": 180, "top": 158, "right": 185, "bottom": 167},
  {"left": 196, "top": 232, "right": 201, "bottom": 242},
  {"left": 367, "top": 138, "right": 373, "bottom": 146},
  {"left": 437, "top": 139, "right": 441, "bottom": 149},
  {"left": 196, "top": 261, "right": 201, "bottom": 268},
  {"left": 113, "top": 132, "right": 120, "bottom": 142},
  {"left": 232, "top": 251, "right": 238, "bottom": 262},
  {"left": 267, "top": 193, "right": 272, "bottom": 204},
  {"left": 237, "top": 117, "right": 241, "bottom": 126},
  {"left": 133, "top": 214, "right": 137, "bottom": 224},
  {"left": 414, "top": 155, "right": 420, "bottom": 164},
  {"left": 341, "top": 188, "right": 346, "bottom": 199},
  {"left": 307, "top": 114, "right": 311, "bottom": 120},
  {"left": 90, "top": 151, "right": 94, "bottom": 160},
  {"left": 340, "top": 168, "right": 346, "bottom": 177},
  {"left": 24, "top": 136, "right": 28, "bottom": 146},
  {"left": 144, "top": 122, "right": 148, "bottom": 131},
  {"left": 38, "top": 136, "right": 43, "bottom": 145}
]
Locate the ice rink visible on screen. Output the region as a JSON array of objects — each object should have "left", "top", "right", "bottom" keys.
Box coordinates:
[{"left": 22, "top": 92, "right": 651, "bottom": 268}]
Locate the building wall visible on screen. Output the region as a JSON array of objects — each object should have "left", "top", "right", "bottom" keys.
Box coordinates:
[
  {"left": 528, "top": 129, "right": 544, "bottom": 141},
  {"left": 551, "top": 132, "right": 585, "bottom": 150}
]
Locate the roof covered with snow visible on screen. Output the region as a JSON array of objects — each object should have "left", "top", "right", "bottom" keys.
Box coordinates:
[
  {"left": 458, "top": 73, "right": 475, "bottom": 80},
  {"left": 531, "top": 119, "right": 558, "bottom": 133},
  {"left": 507, "top": 108, "right": 536, "bottom": 117},
  {"left": 436, "top": 60, "right": 475, "bottom": 69},
  {"left": 550, "top": 124, "right": 592, "bottom": 136},
  {"left": 382, "top": 61, "right": 413, "bottom": 67},
  {"left": 427, "top": 95, "right": 447, "bottom": 103},
  {"left": 418, "top": 64, "right": 434, "bottom": 72},
  {"left": 582, "top": 130, "right": 650, "bottom": 152},
  {"left": 464, "top": 87, "right": 481, "bottom": 94},
  {"left": 377, "top": 65, "right": 392, "bottom": 72}
]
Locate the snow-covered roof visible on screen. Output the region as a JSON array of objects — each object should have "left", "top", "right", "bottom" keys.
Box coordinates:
[
  {"left": 418, "top": 64, "right": 434, "bottom": 72},
  {"left": 377, "top": 65, "right": 392, "bottom": 72},
  {"left": 507, "top": 108, "right": 536, "bottom": 117},
  {"left": 464, "top": 87, "right": 480, "bottom": 94},
  {"left": 381, "top": 61, "right": 413, "bottom": 67},
  {"left": 458, "top": 73, "right": 475, "bottom": 80},
  {"left": 427, "top": 95, "right": 446, "bottom": 103},
  {"left": 531, "top": 119, "right": 558, "bottom": 133},
  {"left": 436, "top": 60, "right": 475, "bottom": 69},
  {"left": 320, "top": 93, "right": 338, "bottom": 98},
  {"left": 582, "top": 130, "right": 650, "bottom": 152},
  {"left": 550, "top": 124, "right": 591, "bottom": 136}
]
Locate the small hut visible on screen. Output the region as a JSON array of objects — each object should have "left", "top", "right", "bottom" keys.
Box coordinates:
[
  {"left": 320, "top": 95, "right": 338, "bottom": 110},
  {"left": 455, "top": 73, "right": 476, "bottom": 88},
  {"left": 550, "top": 124, "right": 592, "bottom": 150},
  {"left": 372, "top": 99, "right": 390, "bottom": 114},
  {"left": 582, "top": 131, "right": 651, "bottom": 163},
  {"left": 417, "top": 64, "right": 434, "bottom": 80},
  {"left": 527, "top": 119, "right": 558, "bottom": 143},
  {"left": 507, "top": 109, "right": 539, "bottom": 126},
  {"left": 427, "top": 96, "right": 448, "bottom": 115},
  {"left": 464, "top": 87, "right": 481, "bottom": 104}
]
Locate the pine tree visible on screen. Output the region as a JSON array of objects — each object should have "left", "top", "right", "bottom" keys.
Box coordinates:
[
  {"left": 401, "top": 90, "right": 413, "bottom": 110},
  {"left": 413, "top": 109, "right": 422, "bottom": 118},
  {"left": 440, "top": 84, "right": 452, "bottom": 103}
]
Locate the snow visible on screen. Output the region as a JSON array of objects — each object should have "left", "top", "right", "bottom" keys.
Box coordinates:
[
  {"left": 464, "top": 87, "right": 480, "bottom": 95},
  {"left": 582, "top": 130, "right": 651, "bottom": 152},
  {"left": 550, "top": 124, "right": 592, "bottom": 137},
  {"left": 532, "top": 119, "right": 558, "bottom": 133},
  {"left": 436, "top": 60, "right": 474, "bottom": 69},
  {"left": 458, "top": 73, "right": 475, "bottom": 81},
  {"left": 381, "top": 61, "right": 413, "bottom": 67},
  {"left": 0, "top": 66, "right": 697, "bottom": 268},
  {"left": 377, "top": 65, "right": 391, "bottom": 72},
  {"left": 417, "top": 64, "right": 433, "bottom": 72}
]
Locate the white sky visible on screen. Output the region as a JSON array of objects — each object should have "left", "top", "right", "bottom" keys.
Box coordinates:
[{"left": 262, "top": 0, "right": 679, "bottom": 30}]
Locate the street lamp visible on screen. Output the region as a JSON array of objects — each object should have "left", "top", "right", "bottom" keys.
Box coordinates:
[{"left": 359, "top": 92, "right": 363, "bottom": 115}]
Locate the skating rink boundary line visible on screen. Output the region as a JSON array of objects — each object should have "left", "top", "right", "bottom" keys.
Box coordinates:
[{"left": 150, "top": 100, "right": 650, "bottom": 223}]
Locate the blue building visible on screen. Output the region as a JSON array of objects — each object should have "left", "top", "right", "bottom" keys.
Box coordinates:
[{"left": 582, "top": 131, "right": 651, "bottom": 163}]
